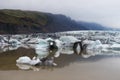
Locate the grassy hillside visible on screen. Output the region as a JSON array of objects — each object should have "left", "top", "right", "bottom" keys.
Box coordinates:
[
  {"left": 0, "top": 9, "right": 108, "bottom": 34},
  {"left": 0, "top": 9, "right": 47, "bottom": 26},
  {"left": 0, "top": 9, "right": 49, "bottom": 34}
]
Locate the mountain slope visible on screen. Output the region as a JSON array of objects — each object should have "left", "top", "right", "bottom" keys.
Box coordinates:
[{"left": 0, "top": 9, "right": 109, "bottom": 34}]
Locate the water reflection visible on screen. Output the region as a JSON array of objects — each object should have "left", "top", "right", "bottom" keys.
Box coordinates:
[
  {"left": 0, "top": 43, "right": 120, "bottom": 71},
  {"left": 16, "top": 63, "right": 39, "bottom": 71}
]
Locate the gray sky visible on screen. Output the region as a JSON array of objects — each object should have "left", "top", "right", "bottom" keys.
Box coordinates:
[{"left": 0, "top": 0, "right": 120, "bottom": 28}]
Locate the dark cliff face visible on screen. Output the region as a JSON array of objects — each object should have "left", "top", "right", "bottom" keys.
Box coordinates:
[
  {"left": 0, "top": 9, "right": 108, "bottom": 34},
  {"left": 0, "top": 22, "right": 43, "bottom": 34}
]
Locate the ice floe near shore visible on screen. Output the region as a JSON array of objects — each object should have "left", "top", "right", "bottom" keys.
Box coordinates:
[{"left": 0, "top": 31, "right": 120, "bottom": 60}]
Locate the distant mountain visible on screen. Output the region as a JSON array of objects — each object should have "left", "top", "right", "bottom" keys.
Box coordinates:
[
  {"left": 0, "top": 9, "right": 111, "bottom": 34},
  {"left": 77, "top": 21, "right": 111, "bottom": 30}
]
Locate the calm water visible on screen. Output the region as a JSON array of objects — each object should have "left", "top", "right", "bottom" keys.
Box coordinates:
[
  {"left": 1, "top": 31, "right": 120, "bottom": 80},
  {"left": 0, "top": 46, "right": 120, "bottom": 71},
  {"left": 1, "top": 46, "right": 120, "bottom": 80}
]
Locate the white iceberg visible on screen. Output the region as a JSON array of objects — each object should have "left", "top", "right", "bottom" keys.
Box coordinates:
[
  {"left": 35, "top": 50, "right": 49, "bottom": 59},
  {"left": 55, "top": 39, "right": 63, "bottom": 49},
  {"left": 59, "top": 36, "right": 79, "bottom": 43},
  {"left": 82, "top": 39, "right": 95, "bottom": 46},
  {"left": 9, "top": 38, "right": 21, "bottom": 45},
  {"left": 16, "top": 56, "right": 31, "bottom": 64},
  {"left": 108, "top": 44, "right": 120, "bottom": 51},
  {"left": 86, "top": 40, "right": 102, "bottom": 50},
  {"left": 45, "top": 37, "right": 54, "bottom": 41},
  {"left": 26, "top": 38, "right": 45, "bottom": 44},
  {"left": 35, "top": 39, "right": 49, "bottom": 49},
  {"left": 16, "top": 56, "right": 41, "bottom": 66}
]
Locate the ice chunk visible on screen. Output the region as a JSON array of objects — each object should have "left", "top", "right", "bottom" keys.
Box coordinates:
[
  {"left": 45, "top": 37, "right": 54, "bottom": 41},
  {"left": 16, "top": 56, "right": 31, "bottom": 64},
  {"left": 109, "top": 44, "right": 120, "bottom": 51},
  {"left": 16, "top": 56, "right": 41, "bottom": 66},
  {"left": 86, "top": 40, "right": 102, "bottom": 50},
  {"left": 59, "top": 36, "right": 78, "bottom": 43},
  {"left": 35, "top": 39, "right": 49, "bottom": 50},
  {"left": 55, "top": 39, "right": 63, "bottom": 49},
  {"left": 9, "top": 38, "right": 21, "bottom": 45}
]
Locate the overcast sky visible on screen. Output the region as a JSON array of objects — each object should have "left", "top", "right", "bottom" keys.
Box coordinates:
[{"left": 0, "top": 0, "right": 120, "bottom": 28}]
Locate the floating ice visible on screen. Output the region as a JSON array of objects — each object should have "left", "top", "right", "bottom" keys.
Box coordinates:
[
  {"left": 108, "top": 44, "right": 120, "bottom": 51},
  {"left": 34, "top": 38, "right": 50, "bottom": 59},
  {"left": 55, "top": 39, "right": 63, "bottom": 49},
  {"left": 60, "top": 36, "right": 79, "bottom": 44},
  {"left": 35, "top": 47, "right": 49, "bottom": 59},
  {"left": 86, "top": 40, "right": 102, "bottom": 50},
  {"left": 16, "top": 56, "right": 31, "bottom": 64},
  {"left": 45, "top": 37, "right": 54, "bottom": 41},
  {"left": 35, "top": 39, "right": 49, "bottom": 50},
  {"left": 16, "top": 56, "right": 41, "bottom": 66}
]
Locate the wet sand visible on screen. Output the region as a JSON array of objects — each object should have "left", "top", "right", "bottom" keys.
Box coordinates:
[{"left": 0, "top": 57, "right": 120, "bottom": 80}]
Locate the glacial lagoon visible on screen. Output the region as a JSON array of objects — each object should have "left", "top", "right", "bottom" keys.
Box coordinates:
[{"left": 0, "top": 31, "right": 120, "bottom": 80}]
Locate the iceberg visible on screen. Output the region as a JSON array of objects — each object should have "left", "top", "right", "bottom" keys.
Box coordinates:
[
  {"left": 35, "top": 41, "right": 49, "bottom": 59},
  {"left": 35, "top": 39, "right": 49, "bottom": 50},
  {"left": 16, "top": 56, "right": 31, "bottom": 64},
  {"left": 16, "top": 56, "right": 41, "bottom": 66},
  {"left": 86, "top": 40, "right": 102, "bottom": 50},
  {"left": 55, "top": 39, "right": 63, "bottom": 49},
  {"left": 35, "top": 49, "right": 49, "bottom": 59},
  {"left": 45, "top": 37, "right": 54, "bottom": 42},
  {"left": 108, "top": 44, "right": 120, "bottom": 51},
  {"left": 9, "top": 38, "right": 21, "bottom": 45},
  {"left": 54, "top": 46, "right": 74, "bottom": 58},
  {"left": 59, "top": 36, "right": 79, "bottom": 44},
  {"left": 81, "top": 49, "right": 102, "bottom": 58}
]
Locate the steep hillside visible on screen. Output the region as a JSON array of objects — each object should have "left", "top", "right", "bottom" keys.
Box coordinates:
[{"left": 0, "top": 9, "right": 109, "bottom": 34}]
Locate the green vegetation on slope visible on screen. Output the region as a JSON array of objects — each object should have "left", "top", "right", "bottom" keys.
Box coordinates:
[
  {"left": 0, "top": 9, "right": 47, "bottom": 26},
  {"left": 0, "top": 9, "right": 108, "bottom": 34}
]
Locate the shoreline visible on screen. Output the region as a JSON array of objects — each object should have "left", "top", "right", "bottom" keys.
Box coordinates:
[{"left": 0, "top": 58, "right": 120, "bottom": 80}]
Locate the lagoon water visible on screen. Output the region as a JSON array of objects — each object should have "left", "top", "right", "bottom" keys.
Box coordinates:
[
  {"left": 1, "top": 31, "right": 120, "bottom": 80},
  {"left": 0, "top": 47, "right": 120, "bottom": 80}
]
